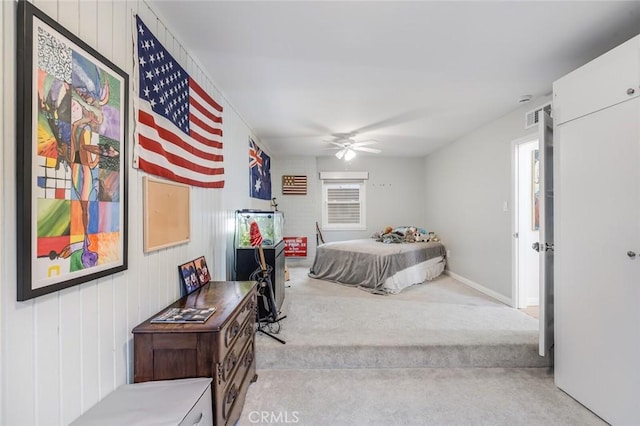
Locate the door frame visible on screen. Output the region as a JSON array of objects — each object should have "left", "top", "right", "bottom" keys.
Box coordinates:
[{"left": 511, "top": 133, "right": 539, "bottom": 309}]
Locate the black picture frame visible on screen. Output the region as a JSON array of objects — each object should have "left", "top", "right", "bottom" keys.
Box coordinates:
[
  {"left": 16, "top": 1, "right": 129, "bottom": 301},
  {"left": 178, "top": 261, "right": 201, "bottom": 295}
]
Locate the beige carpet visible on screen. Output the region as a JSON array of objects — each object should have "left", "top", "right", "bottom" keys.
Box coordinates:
[
  {"left": 239, "top": 267, "right": 604, "bottom": 425},
  {"left": 255, "top": 267, "right": 548, "bottom": 369}
]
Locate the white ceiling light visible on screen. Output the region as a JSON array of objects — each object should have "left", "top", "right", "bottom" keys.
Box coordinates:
[
  {"left": 344, "top": 149, "right": 356, "bottom": 161},
  {"left": 335, "top": 149, "right": 345, "bottom": 159}
]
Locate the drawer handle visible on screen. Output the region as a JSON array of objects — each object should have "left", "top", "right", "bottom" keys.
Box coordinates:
[
  {"left": 225, "top": 320, "right": 241, "bottom": 347},
  {"left": 226, "top": 384, "right": 239, "bottom": 405},
  {"left": 244, "top": 323, "right": 253, "bottom": 337},
  {"left": 245, "top": 348, "right": 254, "bottom": 367},
  {"left": 189, "top": 412, "right": 203, "bottom": 426},
  {"left": 225, "top": 351, "right": 238, "bottom": 374}
]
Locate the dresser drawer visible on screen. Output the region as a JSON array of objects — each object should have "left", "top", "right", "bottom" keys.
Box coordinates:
[
  {"left": 221, "top": 340, "right": 255, "bottom": 424},
  {"left": 219, "top": 317, "right": 255, "bottom": 387},
  {"left": 218, "top": 292, "right": 256, "bottom": 357}
]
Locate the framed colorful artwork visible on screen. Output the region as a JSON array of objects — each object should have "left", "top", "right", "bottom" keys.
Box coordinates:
[
  {"left": 194, "top": 256, "right": 211, "bottom": 285},
  {"left": 178, "top": 261, "right": 200, "bottom": 295},
  {"left": 16, "top": 1, "right": 128, "bottom": 300}
]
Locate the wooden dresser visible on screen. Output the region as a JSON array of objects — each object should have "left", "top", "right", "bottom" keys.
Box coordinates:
[{"left": 133, "top": 281, "right": 257, "bottom": 426}]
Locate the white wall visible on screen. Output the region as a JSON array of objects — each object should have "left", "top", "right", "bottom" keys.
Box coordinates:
[
  {"left": 270, "top": 156, "right": 320, "bottom": 266},
  {"left": 317, "top": 155, "right": 427, "bottom": 241},
  {"left": 270, "top": 155, "right": 427, "bottom": 267},
  {"left": 423, "top": 96, "right": 551, "bottom": 302},
  {"left": 0, "top": 1, "right": 266, "bottom": 424}
]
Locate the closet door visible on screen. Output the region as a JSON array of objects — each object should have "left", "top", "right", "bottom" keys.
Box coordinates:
[
  {"left": 554, "top": 96, "right": 640, "bottom": 425},
  {"left": 553, "top": 36, "right": 639, "bottom": 125}
]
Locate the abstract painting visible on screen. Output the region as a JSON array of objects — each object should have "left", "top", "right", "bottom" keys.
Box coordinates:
[{"left": 16, "top": 1, "right": 128, "bottom": 300}]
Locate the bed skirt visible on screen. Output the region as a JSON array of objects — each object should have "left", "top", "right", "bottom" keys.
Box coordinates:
[{"left": 383, "top": 256, "right": 446, "bottom": 294}]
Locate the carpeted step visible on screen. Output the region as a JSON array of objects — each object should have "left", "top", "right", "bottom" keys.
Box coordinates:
[
  {"left": 256, "top": 340, "right": 550, "bottom": 369},
  {"left": 238, "top": 367, "right": 604, "bottom": 426},
  {"left": 254, "top": 267, "right": 550, "bottom": 370}
]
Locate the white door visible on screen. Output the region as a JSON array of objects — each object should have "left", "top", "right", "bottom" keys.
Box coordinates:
[
  {"left": 537, "top": 112, "right": 553, "bottom": 357},
  {"left": 514, "top": 139, "right": 540, "bottom": 309},
  {"left": 554, "top": 97, "right": 640, "bottom": 424}
]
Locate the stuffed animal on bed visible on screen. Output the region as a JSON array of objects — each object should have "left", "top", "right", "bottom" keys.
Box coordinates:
[{"left": 414, "top": 231, "right": 430, "bottom": 242}]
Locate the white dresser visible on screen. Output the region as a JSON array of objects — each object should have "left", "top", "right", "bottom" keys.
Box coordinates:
[{"left": 70, "top": 378, "right": 213, "bottom": 426}]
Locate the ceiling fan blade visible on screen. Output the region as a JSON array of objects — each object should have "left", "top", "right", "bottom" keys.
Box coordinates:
[
  {"left": 331, "top": 131, "right": 358, "bottom": 140},
  {"left": 352, "top": 146, "right": 381, "bottom": 154},
  {"left": 328, "top": 141, "right": 346, "bottom": 148},
  {"left": 354, "top": 108, "right": 430, "bottom": 134},
  {"left": 352, "top": 140, "right": 377, "bottom": 147}
]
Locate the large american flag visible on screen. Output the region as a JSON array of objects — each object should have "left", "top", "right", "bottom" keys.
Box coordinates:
[{"left": 134, "top": 16, "right": 224, "bottom": 188}]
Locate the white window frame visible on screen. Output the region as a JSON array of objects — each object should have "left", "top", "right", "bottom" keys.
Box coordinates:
[{"left": 321, "top": 180, "right": 366, "bottom": 230}]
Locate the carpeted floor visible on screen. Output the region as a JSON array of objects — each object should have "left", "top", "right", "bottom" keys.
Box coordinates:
[{"left": 239, "top": 267, "right": 605, "bottom": 425}]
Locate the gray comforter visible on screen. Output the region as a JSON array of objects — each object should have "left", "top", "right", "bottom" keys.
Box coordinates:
[{"left": 308, "top": 239, "right": 446, "bottom": 293}]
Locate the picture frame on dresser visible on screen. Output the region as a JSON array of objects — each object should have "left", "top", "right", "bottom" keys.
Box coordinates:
[
  {"left": 16, "top": 0, "right": 129, "bottom": 301},
  {"left": 179, "top": 260, "right": 201, "bottom": 295},
  {"left": 194, "top": 255, "right": 211, "bottom": 285}
]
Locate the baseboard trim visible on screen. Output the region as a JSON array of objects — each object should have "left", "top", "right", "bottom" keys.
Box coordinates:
[{"left": 445, "top": 270, "right": 513, "bottom": 306}]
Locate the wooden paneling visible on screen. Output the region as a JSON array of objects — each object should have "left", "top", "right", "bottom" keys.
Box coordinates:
[{"left": 1, "top": 1, "right": 257, "bottom": 424}]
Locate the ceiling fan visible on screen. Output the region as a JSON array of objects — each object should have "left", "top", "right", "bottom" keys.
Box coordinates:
[{"left": 327, "top": 132, "right": 381, "bottom": 160}]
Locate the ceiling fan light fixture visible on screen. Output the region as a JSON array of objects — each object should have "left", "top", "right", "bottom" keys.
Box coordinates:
[
  {"left": 335, "top": 149, "right": 346, "bottom": 159},
  {"left": 344, "top": 149, "right": 356, "bottom": 161}
]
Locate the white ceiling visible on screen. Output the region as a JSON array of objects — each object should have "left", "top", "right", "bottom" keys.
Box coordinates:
[{"left": 148, "top": 1, "right": 640, "bottom": 157}]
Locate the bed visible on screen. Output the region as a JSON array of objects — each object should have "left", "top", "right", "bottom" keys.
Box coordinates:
[{"left": 308, "top": 238, "right": 446, "bottom": 294}]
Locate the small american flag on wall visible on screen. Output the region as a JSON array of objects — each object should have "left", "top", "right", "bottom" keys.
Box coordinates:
[{"left": 282, "top": 175, "right": 307, "bottom": 195}]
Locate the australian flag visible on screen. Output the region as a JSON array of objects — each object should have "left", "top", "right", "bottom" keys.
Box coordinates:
[{"left": 249, "top": 138, "right": 271, "bottom": 200}]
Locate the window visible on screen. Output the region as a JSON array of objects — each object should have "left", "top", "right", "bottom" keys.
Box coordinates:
[{"left": 322, "top": 180, "right": 366, "bottom": 230}]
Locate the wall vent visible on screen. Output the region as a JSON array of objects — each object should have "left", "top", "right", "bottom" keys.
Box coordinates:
[{"left": 525, "top": 102, "right": 552, "bottom": 129}]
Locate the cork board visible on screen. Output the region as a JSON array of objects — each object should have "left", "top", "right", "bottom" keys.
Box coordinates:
[{"left": 143, "top": 177, "right": 190, "bottom": 253}]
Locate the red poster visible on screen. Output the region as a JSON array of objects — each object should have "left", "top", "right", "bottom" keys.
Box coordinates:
[{"left": 284, "top": 237, "right": 307, "bottom": 257}]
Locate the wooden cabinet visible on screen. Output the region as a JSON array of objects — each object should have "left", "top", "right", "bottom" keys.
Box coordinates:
[
  {"left": 553, "top": 34, "right": 640, "bottom": 425},
  {"left": 132, "top": 281, "right": 257, "bottom": 426}
]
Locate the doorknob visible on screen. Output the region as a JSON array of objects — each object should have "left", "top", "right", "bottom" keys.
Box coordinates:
[
  {"left": 532, "top": 242, "right": 540, "bottom": 252},
  {"left": 627, "top": 88, "right": 636, "bottom": 96},
  {"left": 627, "top": 250, "right": 637, "bottom": 259}
]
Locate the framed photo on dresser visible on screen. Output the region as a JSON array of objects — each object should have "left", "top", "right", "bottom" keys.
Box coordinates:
[
  {"left": 194, "top": 256, "right": 211, "bottom": 285},
  {"left": 178, "top": 260, "right": 200, "bottom": 295}
]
